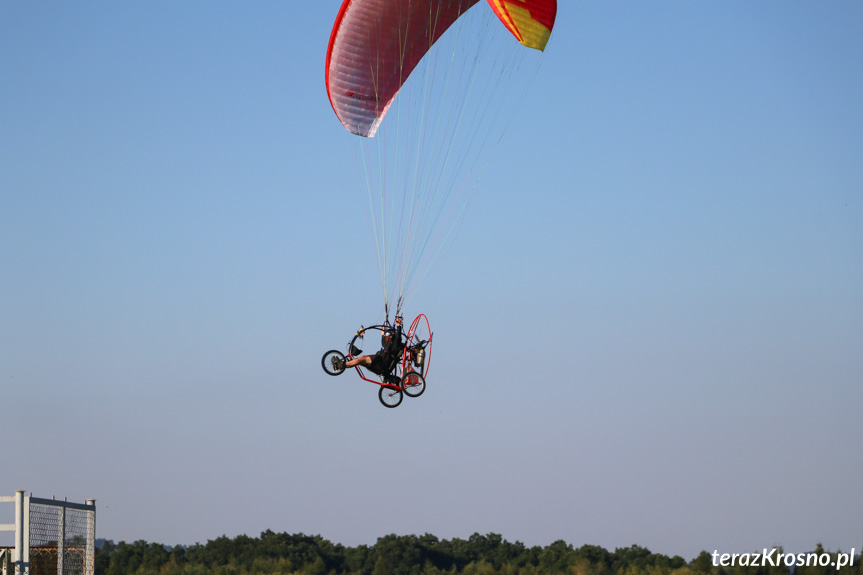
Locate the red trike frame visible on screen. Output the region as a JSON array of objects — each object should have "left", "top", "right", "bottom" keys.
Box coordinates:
[{"left": 346, "top": 313, "right": 432, "bottom": 390}]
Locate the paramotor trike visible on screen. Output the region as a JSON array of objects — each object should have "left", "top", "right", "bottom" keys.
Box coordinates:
[{"left": 321, "top": 314, "right": 433, "bottom": 408}]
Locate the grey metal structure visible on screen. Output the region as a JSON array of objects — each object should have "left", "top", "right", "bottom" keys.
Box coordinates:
[{"left": 0, "top": 492, "right": 95, "bottom": 575}]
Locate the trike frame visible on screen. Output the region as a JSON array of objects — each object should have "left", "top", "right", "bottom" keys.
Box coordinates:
[{"left": 321, "top": 314, "right": 432, "bottom": 408}]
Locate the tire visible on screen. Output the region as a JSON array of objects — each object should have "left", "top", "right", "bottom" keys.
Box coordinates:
[
  {"left": 321, "top": 350, "right": 347, "bottom": 376},
  {"left": 402, "top": 371, "right": 426, "bottom": 398},
  {"left": 378, "top": 385, "right": 403, "bottom": 408}
]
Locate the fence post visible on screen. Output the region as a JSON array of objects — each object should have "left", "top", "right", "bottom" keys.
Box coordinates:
[
  {"left": 84, "top": 501, "right": 95, "bottom": 575},
  {"left": 57, "top": 503, "right": 66, "bottom": 575},
  {"left": 14, "top": 491, "right": 28, "bottom": 575}
]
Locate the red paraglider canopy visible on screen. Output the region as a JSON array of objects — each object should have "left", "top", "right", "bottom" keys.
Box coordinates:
[{"left": 325, "top": 0, "right": 556, "bottom": 137}]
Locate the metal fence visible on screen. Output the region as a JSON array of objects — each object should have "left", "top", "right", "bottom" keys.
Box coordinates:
[{"left": 0, "top": 492, "right": 95, "bottom": 575}]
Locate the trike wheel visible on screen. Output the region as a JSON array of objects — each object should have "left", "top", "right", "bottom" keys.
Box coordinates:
[
  {"left": 321, "top": 350, "right": 346, "bottom": 376},
  {"left": 402, "top": 371, "right": 426, "bottom": 398},
  {"left": 378, "top": 385, "right": 403, "bottom": 408}
]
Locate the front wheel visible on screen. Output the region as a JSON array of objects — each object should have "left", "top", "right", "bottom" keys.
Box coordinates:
[
  {"left": 378, "top": 385, "right": 403, "bottom": 408},
  {"left": 402, "top": 371, "right": 426, "bottom": 398},
  {"left": 321, "top": 350, "right": 346, "bottom": 376}
]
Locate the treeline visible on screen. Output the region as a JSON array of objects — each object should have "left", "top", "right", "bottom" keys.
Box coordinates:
[{"left": 94, "top": 531, "right": 860, "bottom": 575}]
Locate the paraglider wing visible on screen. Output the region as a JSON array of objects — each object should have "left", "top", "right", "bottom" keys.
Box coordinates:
[
  {"left": 324, "top": 0, "right": 557, "bottom": 310},
  {"left": 326, "top": 0, "right": 482, "bottom": 138},
  {"left": 485, "top": 0, "right": 557, "bottom": 51},
  {"left": 325, "top": 0, "right": 557, "bottom": 137}
]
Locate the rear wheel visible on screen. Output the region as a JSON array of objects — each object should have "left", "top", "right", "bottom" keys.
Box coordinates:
[
  {"left": 402, "top": 371, "right": 426, "bottom": 398},
  {"left": 321, "top": 350, "right": 346, "bottom": 376},
  {"left": 378, "top": 385, "right": 403, "bottom": 408}
]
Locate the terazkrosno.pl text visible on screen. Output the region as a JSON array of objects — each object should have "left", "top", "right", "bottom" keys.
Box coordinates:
[{"left": 712, "top": 549, "right": 856, "bottom": 570}]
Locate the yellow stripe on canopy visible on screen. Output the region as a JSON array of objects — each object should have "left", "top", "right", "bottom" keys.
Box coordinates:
[{"left": 486, "top": 0, "right": 556, "bottom": 51}]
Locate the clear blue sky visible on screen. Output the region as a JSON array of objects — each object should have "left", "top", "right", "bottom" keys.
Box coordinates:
[{"left": 2, "top": 1, "right": 861, "bottom": 561}]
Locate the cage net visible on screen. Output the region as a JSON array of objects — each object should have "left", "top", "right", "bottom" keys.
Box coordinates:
[{"left": 28, "top": 502, "right": 94, "bottom": 575}]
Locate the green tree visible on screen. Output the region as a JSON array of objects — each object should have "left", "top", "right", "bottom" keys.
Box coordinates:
[
  {"left": 300, "top": 556, "right": 327, "bottom": 575},
  {"left": 539, "top": 540, "right": 575, "bottom": 573},
  {"left": 689, "top": 551, "right": 713, "bottom": 574},
  {"left": 372, "top": 534, "right": 428, "bottom": 575}
]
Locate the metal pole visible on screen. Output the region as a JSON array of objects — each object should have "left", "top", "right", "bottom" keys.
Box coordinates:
[
  {"left": 13, "top": 491, "right": 27, "bottom": 575},
  {"left": 57, "top": 504, "right": 65, "bottom": 575},
  {"left": 22, "top": 494, "right": 28, "bottom": 575},
  {"left": 84, "top": 501, "right": 95, "bottom": 575}
]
